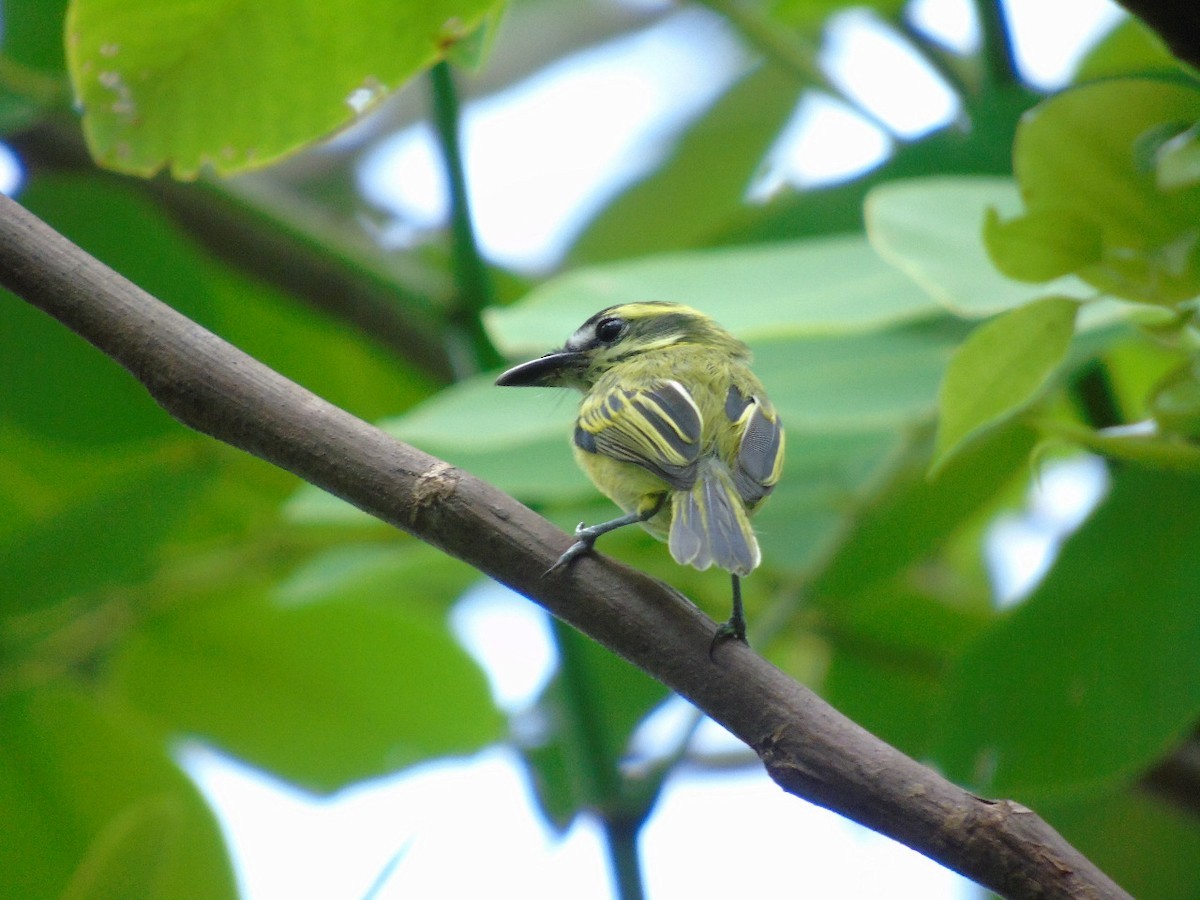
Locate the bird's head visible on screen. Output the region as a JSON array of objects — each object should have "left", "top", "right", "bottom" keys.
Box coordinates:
[{"left": 495, "top": 302, "right": 748, "bottom": 391}]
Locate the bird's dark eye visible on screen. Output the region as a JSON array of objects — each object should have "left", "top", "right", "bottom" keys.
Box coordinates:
[{"left": 595, "top": 317, "right": 625, "bottom": 343}]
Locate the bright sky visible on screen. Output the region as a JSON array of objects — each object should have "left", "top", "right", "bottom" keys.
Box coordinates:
[
  {"left": 187, "top": 1, "right": 1123, "bottom": 897},
  {"left": 358, "top": 0, "right": 1122, "bottom": 272}
]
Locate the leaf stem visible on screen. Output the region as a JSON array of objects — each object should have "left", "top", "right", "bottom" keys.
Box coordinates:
[
  {"left": 971, "top": 0, "right": 1021, "bottom": 89},
  {"left": 428, "top": 61, "right": 503, "bottom": 375},
  {"left": 550, "top": 619, "right": 651, "bottom": 900},
  {"left": 551, "top": 619, "right": 620, "bottom": 805},
  {"left": 602, "top": 816, "right": 647, "bottom": 900}
]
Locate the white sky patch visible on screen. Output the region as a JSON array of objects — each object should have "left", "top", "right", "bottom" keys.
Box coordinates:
[
  {"left": 907, "top": 0, "right": 979, "bottom": 52},
  {"left": 0, "top": 143, "right": 24, "bottom": 196},
  {"left": 822, "top": 10, "right": 962, "bottom": 138},
  {"left": 183, "top": 745, "right": 612, "bottom": 900},
  {"left": 986, "top": 455, "right": 1110, "bottom": 606},
  {"left": 1005, "top": 0, "right": 1125, "bottom": 87},
  {"left": 643, "top": 768, "right": 974, "bottom": 899},
  {"left": 184, "top": 738, "right": 974, "bottom": 900},
  {"left": 752, "top": 93, "right": 892, "bottom": 198},
  {"left": 451, "top": 581, "right": 556, "bottom": 712},
  {"left": 358, "top": 8, "right": 748, "bottom": 272}
]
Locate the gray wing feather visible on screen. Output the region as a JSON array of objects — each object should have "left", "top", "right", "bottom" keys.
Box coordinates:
[
  {"left": 728, "top": 395, "right": 783, "bottom": 506},
  {"left": 669, "top": 464, "right": 760, "bottom": 576}
]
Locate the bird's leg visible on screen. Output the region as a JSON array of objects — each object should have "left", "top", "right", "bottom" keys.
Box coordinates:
[
  {"left": 545, "top": 494, "right": 667, "bottom": 576},
  {"left": 709, "top": 573, "right": 748, "bottom": 658}
]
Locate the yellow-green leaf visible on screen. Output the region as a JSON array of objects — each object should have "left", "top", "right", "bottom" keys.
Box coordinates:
[
  {"left": 66, "top": 0, "right": 503, "bottom": 177},
  {"left": 933, "top": 296, "right": 1078, "bottom": 473}
]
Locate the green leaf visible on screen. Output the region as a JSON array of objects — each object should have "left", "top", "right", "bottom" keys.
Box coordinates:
[
  {"left": 982, "top": 205, "right": 1103, "bottom": 282},
  {"left": 388, "top": 375, "right": 573, "bottom": 452},
  {"left": 1071, "top": 17, "right": 1181, "bottom": 83},
  {"left": 516, "top": 734, "right": 578, "bottom": 833},
  {"left": 751, "top": 428, "right": 901, "bottom": 574},
  {"left": 444, "top": 4, "right": 506, "bottom": 70},
  {"left": 0, "top": 685, "right": 235, "bottom": 900},
  {"left": 758, "top": 319, "right": 965, "bottom": 432},
  {"left": 1040, "top": 790, "right": 1200, "bottom": 900},
  {"left": 58, "top": 795, "right": 204, "bottom": 900},
  {"left": 865, "top": 176, "right": 1092, "bottom": 317},
  {"left": 1039, "top": 419, "right": 1200, "bottom": 471},
  {"left": 488, "top": 234, "right": 941, "bottom": 356},
  {"left": 768, "top": 0, "right": 905, "bottom": 27},
  {"left": 812, "top": 426, "right": 1042, "bottom": 759},
  {"left": 1010, "top": 77, "right": 1200, "bottom": 305},
  {"left": 383, "top": 380, "right": 587, "bottom": 502},
  {"left": 0, "top": 291, "right": 176, "bottom": 445},
  {"left": 206, "top": 263, "right": 435, "bottom": 422},
  {"left": 0, "top": 460, "right": 214, "bottom": 615},
  {"left": 0, "top": 86, "right": 50, "bottom": 134},
  {"left": 274, "top": 542, "right": 477, "bottom": 615},
  {"left": 933, "top": 466, "right": 1200, "bottom": 799},
  {"left": 66, "top": 0, "right": 503, "bottom": 177},
  {"left": 4, "top": 176, "right": 222, "bottom": 444},
  {"left": 2, "top": 0, "right": 70, "bottom": 72},
  {"left": 933, "top": 296, "right": 1078, "bottom": 473},
  {"left": 815, "top": 421, "right": 1039, "bottom": 600},
  {"left": 1148, "top": 362, "right": 1200, "bottom": 439},
  {"left": 109, "top": 592, "right": 503, "bottom": 792},
  {"left": 822, "top": 591, "right": 992, "bottom": 759}
]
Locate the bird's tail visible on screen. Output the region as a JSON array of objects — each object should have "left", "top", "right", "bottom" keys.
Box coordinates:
[{"left": 668, "top": 462, "right": 760, "bottom": 576}]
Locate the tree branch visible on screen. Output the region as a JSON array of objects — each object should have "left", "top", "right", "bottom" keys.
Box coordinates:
[{"left": 0, "top": 193, "right": 1129, "bottom": 900}]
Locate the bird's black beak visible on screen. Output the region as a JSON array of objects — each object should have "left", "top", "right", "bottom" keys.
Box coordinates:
[{"left": 495, "top": 349, "right": 587, "bottom": 387}]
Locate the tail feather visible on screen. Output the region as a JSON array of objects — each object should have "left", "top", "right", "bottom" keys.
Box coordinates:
[{"left": 669, "top": 464, "right": 760, "bottom": 576}]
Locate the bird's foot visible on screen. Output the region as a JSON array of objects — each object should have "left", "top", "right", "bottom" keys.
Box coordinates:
[
  {"left": 545, "top": 523, "right": 600, "bottom": 576},
  {"left": 708, "top": 616, "right": 748, "bottom": 660}
]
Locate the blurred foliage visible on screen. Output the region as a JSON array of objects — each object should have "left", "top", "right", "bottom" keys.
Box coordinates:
[{"left": 2, "top": 1, "right": 1200, "bottom": 898}]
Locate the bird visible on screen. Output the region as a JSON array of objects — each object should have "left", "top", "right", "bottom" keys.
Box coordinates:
[{"left": 495, "top": 301, "right": 784, "bottom": 653}]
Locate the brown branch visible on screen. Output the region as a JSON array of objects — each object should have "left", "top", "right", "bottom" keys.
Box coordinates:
[{"left": 0, "top": 192, "right": 1130, "bottom": 900}]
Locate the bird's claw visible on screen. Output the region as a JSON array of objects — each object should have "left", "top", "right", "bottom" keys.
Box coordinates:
[
  {"left": 545, "top": 524, "right": 597, "bottom": 576},
  {"left": 708, "top": 617, "right": 748, "bottom": 660}
]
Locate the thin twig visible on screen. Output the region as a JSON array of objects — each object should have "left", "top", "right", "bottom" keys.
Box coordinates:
[
  {"left": 971, "top": 0, "right": 1021, "bottom": 89},
  {"left": 428, "top": 61, "right": 503, "bottom": 375}
]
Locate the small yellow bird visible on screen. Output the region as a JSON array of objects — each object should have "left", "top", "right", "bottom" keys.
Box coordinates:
[{"left": 496, "top": 302, "right": 784, "bottom": 651}]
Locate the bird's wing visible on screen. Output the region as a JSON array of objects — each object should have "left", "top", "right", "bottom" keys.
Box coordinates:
[
  {"left": 724, "top": 386, "right": 785, "bottom": 506},
  {"left": 574, "top": 379, "right": 702, "bottom": 489}
]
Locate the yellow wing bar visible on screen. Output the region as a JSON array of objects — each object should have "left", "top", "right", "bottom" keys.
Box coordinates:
[{"left": 575, "top": 379, "right": 702, "bottom": 489}]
